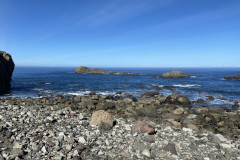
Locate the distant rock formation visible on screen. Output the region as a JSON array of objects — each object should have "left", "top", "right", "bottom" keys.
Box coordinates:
[
  {"left": 75, "top": 66, "right": 140, "bottom": 75},
  {"left": 152, "top": 71, "right": 190, "bottom": 78},
  {"left": 0, "top": 51, "right": 15, "bottom": 94},
  {"left": 224, "top": 74, "right": 240, "bottom": 80}
]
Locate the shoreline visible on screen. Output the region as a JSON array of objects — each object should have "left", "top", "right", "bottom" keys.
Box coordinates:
[{"left": 1, "top": 93, "right": 239, "bottom": 139}]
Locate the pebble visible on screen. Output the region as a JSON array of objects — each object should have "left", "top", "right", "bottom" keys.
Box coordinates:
[{"left": 0, "top": 102, "right": 239, "bottom": 159}]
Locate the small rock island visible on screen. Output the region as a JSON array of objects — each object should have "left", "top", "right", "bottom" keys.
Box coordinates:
[
  {"left": 0, "top": 51, "right": 15, "bottom": 94},
  {"left": 75, "top": 66, "right": 140, "bottom": 75},
  {"left": 152, "top": 71, "right": 190, "bottom": 78},
  {"left": 224, "top": 74, "right": 240, "bottom": 80}
]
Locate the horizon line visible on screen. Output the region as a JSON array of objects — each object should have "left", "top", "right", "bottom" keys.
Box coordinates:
[{"left": 15, "top": 65, "right": 240, "bottom": 69}]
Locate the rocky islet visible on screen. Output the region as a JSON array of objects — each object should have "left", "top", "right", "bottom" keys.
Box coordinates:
[{"left": 75, "top": 66, "right": 140, "bottom": 76}]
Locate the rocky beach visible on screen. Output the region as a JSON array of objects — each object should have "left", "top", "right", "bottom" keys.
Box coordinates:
[
  {"left": 1, "top": 51, "right": 240, "bottom": 159},
  {"left": 0, "top": 94, "right": 240, "bottom": 159}
]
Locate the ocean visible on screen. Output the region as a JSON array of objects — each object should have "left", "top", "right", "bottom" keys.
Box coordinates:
[{"left": 3, "top": 67, "right": 240, "bottom": 108}]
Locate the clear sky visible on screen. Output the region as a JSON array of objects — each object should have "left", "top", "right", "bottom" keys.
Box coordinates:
[{"left": 0, "top": 0, "right": 240, "bottom": 68}]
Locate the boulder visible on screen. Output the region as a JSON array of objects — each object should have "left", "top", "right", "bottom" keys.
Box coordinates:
[
  {"left": 131, "top": 121, "right": 155, "bottom": 135},
  {"left": 0, "top": 51, "right": 15, "bottom": 94},
  {"left": 90, "top": 110, "right": 114, "bottom": 127},
  {"left": 224, "top": 74, "right": 240, "bottom": 80},
  {"left": 161, "top": 71, "right": 190, "bottom": 78},
  {"left": 165, "top": 94, "right": 191, "bottom": 106}
]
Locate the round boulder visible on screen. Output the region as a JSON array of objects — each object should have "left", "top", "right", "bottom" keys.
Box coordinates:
[{"left": 90, "top": 110, "right": 114, "bottom": 127}]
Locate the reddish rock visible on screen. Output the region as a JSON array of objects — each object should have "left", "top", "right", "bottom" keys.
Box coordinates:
[{"left": 131, "top": 121, "right": 155, "bottom": 135}]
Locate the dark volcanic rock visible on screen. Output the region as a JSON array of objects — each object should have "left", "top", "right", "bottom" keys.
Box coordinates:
[
  {"left": 75, "top": 66, "right": 140, "bottom": 75},
  {"left": 153, "top": 71, "right": 190, "bottom": 78},
  {"left": 0, "top": 51, "right": 15, "bottom": 94},
  {"left": 224, "top": 74, "right": 240, "bottom": 80}
]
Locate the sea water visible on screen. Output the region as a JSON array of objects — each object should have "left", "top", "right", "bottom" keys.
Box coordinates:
[{"left": 3, "top": 67, "right": 240, "bottom": 108}]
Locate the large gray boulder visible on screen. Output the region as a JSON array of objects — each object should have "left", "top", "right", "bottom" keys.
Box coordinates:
[
  {"left": 224, "top": 74, "right": 240, "bottom": 80},
  {"left": 0, "top": 51, "right": 15, "bottom": 94},
  {"left": 153, "top": 71, "right": 190, "bottom": 78}
]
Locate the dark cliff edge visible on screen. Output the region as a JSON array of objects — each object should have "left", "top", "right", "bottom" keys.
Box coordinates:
[{"left": 0, "top": 51, "right": 15, "bottom": 94}]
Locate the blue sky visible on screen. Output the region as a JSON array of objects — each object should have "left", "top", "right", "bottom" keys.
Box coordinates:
[{"left": 0, "top": 0, "right": 240, "bottom": 67}]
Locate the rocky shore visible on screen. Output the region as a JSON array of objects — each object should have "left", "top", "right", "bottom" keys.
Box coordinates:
[
  {"left": 0, "top": 94, "right": 239, "bottom": 159},
  {"left": 75, "top": 66, "right": 140, "bottom": 75}
]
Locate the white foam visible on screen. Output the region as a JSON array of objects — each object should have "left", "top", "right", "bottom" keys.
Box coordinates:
[
  {"left": 191, "top": 76, "right": 197, "bottom": 78},
  {"left": 173, "top": 84, "right": 201, "bottom": 88}
]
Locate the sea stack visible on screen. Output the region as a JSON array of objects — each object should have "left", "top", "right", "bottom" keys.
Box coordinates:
[
  {"left": 152, "top": 71, "right": 190, "bottom": 78},
  {"left": 0, "top": 51, "right": 15, "bottom": 94}
]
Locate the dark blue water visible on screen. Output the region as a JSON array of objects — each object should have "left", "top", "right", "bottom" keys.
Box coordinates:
[{"left": 4, "top": 67, "right": 240, "bottom": 108}]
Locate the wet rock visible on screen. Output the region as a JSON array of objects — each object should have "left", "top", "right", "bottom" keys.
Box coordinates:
[
  {"left": 196, "top": 99, "right": 205, "bottom": 104},
  {"left": 232, "top": 101, "right": 239, "bottom": 110},
  {"left": 156, "top": 87, "right": 162, "bottom": 91},
  {"left": 165, "top": 87, "right": 174, "bottom": 92},
  {"left": 140, "top": 85, "right": 146, "bottom": 89},
  {"left": 90, "top": 110, "right": 114, "bottom": 127},
  {"left": 131, "top": 121, "right": 155, "bottom": 135},
  {"left": 206, "top": 96, "right": 215, "bottom": 101},
  {"left": 141, "top": 92, "right": 159, "bottom": 97},
  {"left": 224, "top": 73, "right": 240, "bottom": 80},
  {"left": 37, "top": 82, "right": 48, "bottom": 85}
]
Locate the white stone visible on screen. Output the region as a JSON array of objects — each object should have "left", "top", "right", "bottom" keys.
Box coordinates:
[
  {"left": 182, "top": 127, "right": 193, "bottom": 132},
  {"left": 221, "top": 143, "right": 233, "bottom": 149},
  {"left": 98, "top": 150, "right": 104, "bottom": 155},
  {"left": 66, "top": 144, "right": 72, "bottom": 151},
  {"left": 41, "top": 146, "right": 47, "bottom": 153},
  {"left": 79, "top": 113, "right": 84, "bottom": 119},
  {"left": 73, "top": 150, "right": 79, "bottom": 157},
  {"left": 106, "top": 139, "right": 110, "bottom": 145},
  {"left": 142, "top": 149, "right": 151, "bottom": 157},
  {"left": 13, "top": 142, "right": 23, "bottom": 149},
  {"left": 78, "top": 137, "right": 86, "bottom": 144},
  {"left": 215, "top": 134, "right": 227, "bottom": 142}
]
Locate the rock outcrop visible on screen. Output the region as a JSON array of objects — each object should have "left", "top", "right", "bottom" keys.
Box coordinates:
[
  {"left": 224, "top": 74, "right": 240, "bottom": 80},
  {"left": 152, "top": 71, "right": 190, "bottom": 78},
  {"left": 75, "top": 66, "right": 140, "bottom": 75},
  {"left": 0, "top": 51, "right": 15, "bottom": 94}
]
